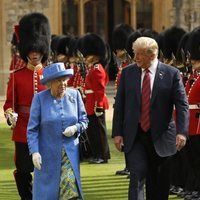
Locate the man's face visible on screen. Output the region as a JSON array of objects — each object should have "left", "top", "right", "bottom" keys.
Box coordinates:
[
  {"left": 28, "top": 51, "right": 43, "bottom": 65},
  {"left": 133, "top": 48, "right": 154, "bottom": 69},
  {"left": 191, "top": 60, "right": 200, "bottom": 70}
]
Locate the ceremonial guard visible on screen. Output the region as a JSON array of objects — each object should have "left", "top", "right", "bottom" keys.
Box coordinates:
[
  {"left": 183, "top": 29, "right": 200, "bottom": 199},
  {"left": 3, "top": 13, "right": 51, "bottom": 200},
  {"left": 112, "top": 23, "right": 133, "bottom": 175},
  {"left": 112, "top": 23, "right": 134, "bottom": 90},
  {"left": 160, "top": 26, "right": 189, "bottom": 197},
  {"left": 161, "top": 26, "right": 186, "bottom": 65},
  {"left": 80, "top": 33, "right": 110, "bottom": 164},
  {"left": 125, "top": 31, "right": 142, "bottom": 61},
  {"left": 55, "top": 35, "right": 78, "bottom": 87}
]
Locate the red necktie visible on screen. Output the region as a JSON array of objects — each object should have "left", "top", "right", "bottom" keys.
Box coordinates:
[{"left": 140, "top": 69, "right": 151, "bottom": 132}]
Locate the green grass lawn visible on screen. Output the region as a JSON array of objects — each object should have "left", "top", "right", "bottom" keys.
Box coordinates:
[{"left": 0, "top": 121, "right": 183, "bottom": 200}]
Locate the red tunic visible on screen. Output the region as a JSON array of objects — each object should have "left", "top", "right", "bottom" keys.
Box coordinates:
[
  {"left": 187, "top": 74, "right": 200, "bottom": 135},
  {"left": 3, "top": 66, "right": 46, "bottom": 142},
  {"left": 115, "top": 62, "right": 129, "bottom": 90},
  {"left": 73, "top": 68, "right": 81, "bottom": 89},
  {"left": 185, "top": 71, "right": 198, "bottom": 95},
  {"left": 84, "top": 64, "right": 109, "bottom": 115},
  {"left": 9, "top": 54, "right": 27, "bottom": 71},
  {"left": 67, "top": 65, "right": 78, "bottom": 87}
]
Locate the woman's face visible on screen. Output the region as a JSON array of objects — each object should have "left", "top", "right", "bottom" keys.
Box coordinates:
[
  {"left": 27, "top": 51, "right": 43, "bottom": 65},
  {"left": 50, "top": 76, "right": 69, "bottom": 97}
]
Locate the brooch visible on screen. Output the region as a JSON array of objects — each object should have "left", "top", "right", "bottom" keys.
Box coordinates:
[
  {"left": 68, "top": 95, "right": 75, "bottom": 103},
  {"left": 159, "top": 71, "right": 164, "bottom": 79}
]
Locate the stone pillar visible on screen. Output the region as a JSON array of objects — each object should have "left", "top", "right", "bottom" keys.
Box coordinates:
[
  {"left": 0, "top": 0, "right": 11, "bottom": 99},
  {"left": 79, "top": 0, "right": 85, "bottom": 35},
  {"left": 152, "top": 0, "right": 173, "bottom": 32},
  {"left": 130, "top": 0, "right": 137, "bottom": 30}
]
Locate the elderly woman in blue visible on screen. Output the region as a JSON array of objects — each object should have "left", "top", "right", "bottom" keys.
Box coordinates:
[{"left": 27, "top": 62, "right": 88, "bottom": 200}]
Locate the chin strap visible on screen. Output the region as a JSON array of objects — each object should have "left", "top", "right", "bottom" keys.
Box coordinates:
[{"left": 27, "top": 62, "right": 43, "bottom": 71}]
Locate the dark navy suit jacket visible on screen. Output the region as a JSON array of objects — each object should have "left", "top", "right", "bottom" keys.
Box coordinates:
[{"left": 112, "top": 61, "right": 189, "bottom": 157}]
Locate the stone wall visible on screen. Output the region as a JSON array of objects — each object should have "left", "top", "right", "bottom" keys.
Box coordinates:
[
  {"left": 171, "top": 0, "right": 200, "bottom": 31},
  {"left": 5, "top": 0, "right": 49, "bottom": 43},
  {"left": 0, "top": 0, "right": 61, "bottom": 99}
]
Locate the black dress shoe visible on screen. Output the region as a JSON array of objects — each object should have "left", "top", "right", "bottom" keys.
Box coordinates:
[
  {"left": 115, "top": 168, "right": 130, "bottom": 175},
  {"left": 178, "top": 191, "right": 190, "bottom": 198},
  {"left": 171, "top": 187, "right": 183, "bottom": 195},
  {"left": 89, "top": 158, "right": 108, "bottom": 164}
]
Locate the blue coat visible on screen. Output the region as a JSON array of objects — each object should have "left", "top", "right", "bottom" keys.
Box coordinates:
[{"left": 27, "top": 88, "right": 88, "bottom": 200}]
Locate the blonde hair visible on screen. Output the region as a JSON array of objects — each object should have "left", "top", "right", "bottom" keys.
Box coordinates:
[{"left": 132, "top": 37, "right": 158, "bottom": 56}]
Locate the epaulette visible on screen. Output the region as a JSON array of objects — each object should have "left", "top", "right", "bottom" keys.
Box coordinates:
[{"left": 12, "top": 66, "right": 26, "bottom": 73}]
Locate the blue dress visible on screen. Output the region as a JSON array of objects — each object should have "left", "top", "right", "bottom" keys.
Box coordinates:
[{"left": 27, "top": 88, "right": 88, "bottom": 200}]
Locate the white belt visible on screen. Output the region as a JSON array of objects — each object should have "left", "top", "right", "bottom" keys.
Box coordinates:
[
  {"left": 85, "top": 89, "right": 94, "bottom": 94},
  {"left": 189, "top": 104, "right": 200, "bottom": 109}
]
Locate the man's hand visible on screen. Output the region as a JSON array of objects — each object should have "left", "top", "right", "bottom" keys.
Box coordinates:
[
  {"left": 114, "top": 136, "right": 124, "bottom": 152},
  {"left": 63, "top": 125, "right": 77, "bottom": 137},
  {"left": 94, "top": 107, "right": 104, "bottom": 117},
  {"left": 32, "top": 152, "right": 42, "bottom": 170},
  {"left": 5, "top": 110, "right": 18, "bottom": 128},
  {"left": 176, "top": 134, "right": 186, "bottom": 151}
]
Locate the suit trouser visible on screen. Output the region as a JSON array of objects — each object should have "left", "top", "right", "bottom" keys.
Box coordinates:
[
  {"left": 14, "top": 142, "right": 34, "bottom": 200},
  {"left": 126, "top": 126, "right": 170, "bottom": 200}
]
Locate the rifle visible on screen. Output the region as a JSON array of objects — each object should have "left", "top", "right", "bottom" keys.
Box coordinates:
[{"left": 76, "top": 50, "right": 87, "bottom": 80}]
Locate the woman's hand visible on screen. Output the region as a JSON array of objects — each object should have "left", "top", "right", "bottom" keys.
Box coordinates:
[
  {"left": 32, "top": 152, "right": 42, "bottom": 170},
  {"left": 63, "top": 125, "right": 77, "bottom": 137}
]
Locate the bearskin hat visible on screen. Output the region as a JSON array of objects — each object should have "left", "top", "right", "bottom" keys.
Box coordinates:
[
  {"left": 187, "top": 27, "right": 200, "bottom": 60},
  {"left": 162, "top": 26, "right": 186, "bottom": 60},
  {"left": 18, "top": 12, "right": 51, "bottom": 63},
  {"left": 112, "top": 23, "right": 134, "bottom": 52},
  {"left": 11, "top": 33, "right": 18, "bottom": 46},
  {"left": 156, "top": 31, "right": 165, "bottom": 53},
  {"left": 56, "top": 35, "right": 75, "bottom": 57},
  {"left": 125, "top": 31, "right": 142, "bottom": 58},
  {"left": 142, "top": 29, "right": 159, "bottom": 41},
  {"left": 176, "top": 32, "right": 190, "bottom": 62},
  {"left": 81, "top": 33, "right": 106, "bottom": 60},
  {"left": 51, "top": 35, "right": 65, "bottom": 55},
  {"left": 68, "top": 37, "right": 78, "bottom": 57}
]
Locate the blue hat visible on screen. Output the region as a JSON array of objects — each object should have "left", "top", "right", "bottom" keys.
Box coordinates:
[{"left": 40, "top": 62, "right": 73, "bottom": 85}]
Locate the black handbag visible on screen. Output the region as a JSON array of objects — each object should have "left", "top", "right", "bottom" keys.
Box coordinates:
[{"left": 79, "top": 131, "right": 93, "bottom": 161}]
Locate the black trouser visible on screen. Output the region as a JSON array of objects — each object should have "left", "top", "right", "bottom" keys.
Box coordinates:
[
  {"left": 127, "top": 125, "right": 170, "bottom": 200},
  {"left": 87, "top": 113, "right": 110, "bottom": 160},
  {"left": 185, "top": 135, "right": 200, "bottom": 191},
  {"left": 169, "top": 145, "right": 189, "bottom": 189},
  {"left": 14, "top": 142, "right": 34, "bottom": 200}
]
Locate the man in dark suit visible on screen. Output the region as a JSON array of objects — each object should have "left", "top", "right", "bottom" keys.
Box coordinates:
[{"left": 112, "top": 36, "right": 189, "bottom": 200}]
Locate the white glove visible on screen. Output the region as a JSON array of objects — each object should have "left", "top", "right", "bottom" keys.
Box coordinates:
[
  {"left": 32, "top": 152, "right": 42, "bottom": 170},
  {"left": 95, "top": 111, "right": 103, "bottom": 117},
  {"left": 94, "top": 107, "right": 104, "bottom": 117},
  {"left": 6, "top": 112, "right": 18, "bottom": 128},
  {"left": 63, "top": 125, "right": 77, "bottom": 137},
  {"left": 9, "top": 112, "right": 18, "bottom": 128}
]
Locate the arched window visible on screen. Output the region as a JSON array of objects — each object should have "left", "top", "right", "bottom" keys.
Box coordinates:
[
  {"left": 136, "top": 0, "right": 152, "bottom": 29},
  {"left": 62, "top": 0, "right": 78, "bottom": 36},
  {"left": 84, "top": 0, "right": 108, "bottom": 40}
]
